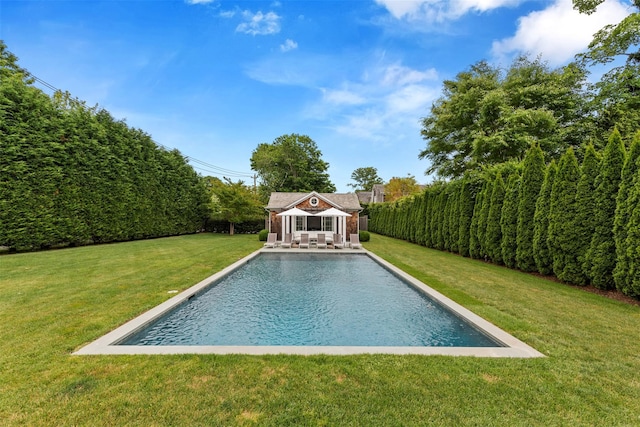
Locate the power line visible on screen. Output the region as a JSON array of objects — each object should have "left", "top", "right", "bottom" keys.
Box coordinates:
[{"left": 27, "top": 71, "right": 256, "bottom": 180}]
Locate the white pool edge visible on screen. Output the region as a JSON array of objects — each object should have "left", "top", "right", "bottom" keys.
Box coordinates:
[{"left": 74, "top": 248, "right": 545, "bottom": 358}]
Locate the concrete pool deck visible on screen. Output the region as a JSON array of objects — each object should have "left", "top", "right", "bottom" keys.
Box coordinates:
[{"left": 74, "top": 248, "right": 545, "bottom": 358}]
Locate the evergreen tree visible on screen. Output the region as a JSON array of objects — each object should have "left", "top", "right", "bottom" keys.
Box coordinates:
[
  {"left": 448, "top": 183, "right": 461, "bottom": 253},
  {"left": 433, "top": 191, "right": 447, "bottom": 250},
  {"left": 457, "top": 178, "right": 476, "bottom": 257},
  {"left": 548, "top": 148, "right": 582, "bottom": 284},
  {"left": 623, "top": 170, "right": 640, "bottom": 297},
  {"left": 424, "top": 190, "right": 435, "bottom": 248},
  {"left": 533, "top": 161, "right": 558, "bottom": 275},
  {"left": 516, "top": 143, "right": 546, "bottom": 271},
  {"left": 442, "top": 190, "right": 453, "bottom": 251},
  {"left": 573, "top": 144, "right": 601, "bottom": 285},
  {"left": 614, "top": 132, "right": 640, "bottom": 293},
  {"left": 586, "top": 129, "right": 626, "bottom": 289},
  {"left": 501, "top": 174, "right": 521, "bottom": 268},
  {"left": 476, "top": 179, "right": 494, "bottom": 259},
  {"left": 468, "top": 180, "right": 487, "bottom": 259},
  {"left": 485, "top": 173, "right": 506, "bottom": 264}
]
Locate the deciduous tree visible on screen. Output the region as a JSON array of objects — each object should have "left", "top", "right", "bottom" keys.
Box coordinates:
[
  {"left": 250, "top": 134, "right": 335, "bottom": 200},
  {"left": 348, "top": 166, "right": 383, "bottom": 192}
]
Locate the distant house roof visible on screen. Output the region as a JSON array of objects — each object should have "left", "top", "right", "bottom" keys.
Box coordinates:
[
  {"left": 266, "top": 191, "right": 362, "bottom": 211},
  {"left": 357, "top": 192, "right": 372, "bottom": 204}
]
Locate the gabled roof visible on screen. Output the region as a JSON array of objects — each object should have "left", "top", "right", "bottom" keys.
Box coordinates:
[{"left": 266, "top": 192, "right": 362, "bottom": 211}]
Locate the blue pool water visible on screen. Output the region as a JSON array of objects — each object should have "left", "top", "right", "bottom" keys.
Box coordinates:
[{"left": 121, "top": 253, "right": 501, "bottom": 347}]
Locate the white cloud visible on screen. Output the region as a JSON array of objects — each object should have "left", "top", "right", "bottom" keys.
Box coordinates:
[
  {"left": 313, "top": 61, "right": 440, "bottom": 144},
  {"left": 280, "top": 39, "right": 298, "bottom": 52},
  {"left": 321, "top": 88, "right": 367, "bottom": 106},
  {"left": 236, "top": 10, "right": 281, "bottom": 35},
  {"left": 374, "top": 0, "right": 523, "bottom": 22},
  {"left": 492, "top": 0, "right": 631, "bottom": 66},
  {"left": 381, "top": 64, "right": 438, "bottom": 86},
  {"left": 185, "top": 0, "right": 215, "bottom": 4}
]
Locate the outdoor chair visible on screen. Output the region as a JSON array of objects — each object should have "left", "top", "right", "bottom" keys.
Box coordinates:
[
  {"left": 349, "top": 234, "right": 362, "bottom": 249},
  {"left": 316, "top": 233, "right": 327, "bottom": 249},
  {"left": 281, "top": 233, "right": 293, "bottom": 249},
  {"left": 332, "top": 233, "right": 344, "bottom": 249},
  {"left": 263, "top": 233, "right": 277, "bottom": 248},
  {"left": 299, "top": 233, "right": 310, "bottom": 249}
]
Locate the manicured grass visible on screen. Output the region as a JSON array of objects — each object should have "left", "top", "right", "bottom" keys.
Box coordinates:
[{"left": 2, "top": 233, "right": 640, "bottom": 425}]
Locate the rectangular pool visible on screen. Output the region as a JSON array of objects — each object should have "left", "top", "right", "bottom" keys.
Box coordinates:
[{"left": 75, "top": 250, "right": 544, "bottom": 357}]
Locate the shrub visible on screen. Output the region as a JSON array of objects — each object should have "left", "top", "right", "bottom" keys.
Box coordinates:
[
  {"left": 586, "top": 129, "right": 625, "bottom": 289},
  {"left": 258, "top": 229, "right": 269, "bottom": 241},
  {"left": 359, "top": 231, "right": 370, "bottom": 242}
]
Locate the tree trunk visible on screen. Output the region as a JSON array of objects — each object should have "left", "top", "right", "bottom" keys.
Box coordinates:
[{"left": 229, "top": 222, "right": 235, "bottom": 236}]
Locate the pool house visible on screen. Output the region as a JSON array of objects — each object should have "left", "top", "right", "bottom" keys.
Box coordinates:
[{"left": 266, "top": 191, "right": 362, "bottom": 245}]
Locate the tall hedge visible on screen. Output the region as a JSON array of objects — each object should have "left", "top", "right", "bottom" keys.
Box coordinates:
[
  {"left": 447, "top": 183, "right": 461, "bottom": 253},
  {"left": 548, "top": 148, "right": 582, "bottom": 283},
  {"left": 533, "top": 160, "right": 558, "bottom": 275},
  {"left": 476, "top": 179, "right": 494, "bottom": 259},
  {"left": 468, "top": 180, "right": 487, "bottom": 259},
  {"left": 516, "top": 143, "right": 546, "bottom": 271},
  {"left": 623, "top": 159, "right": 640, "bottom": 297},
  {"left": 501, "top": 174, "right": 521, "bottom": 268},
  {"left": 485, "top": 173, "right": 506, "bottom": 264},
  {"left": 457, "top": 178, "right": 476, "bottom": 257},
  {"left": 586, "top": 129, "right": 626, "bottom": 289},
  {"left": 573, "top": 144, "right": 600, "bottom": 285},
  {"left": 0, "top": 47, "right": 209, "bottom": 250},
  {"left": 614, "top": 132, "right": 640, "bottom": 294}
]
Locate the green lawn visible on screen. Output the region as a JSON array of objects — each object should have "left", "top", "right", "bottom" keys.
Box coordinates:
[{"left": 1, "top": 233, "right": 639, "bottom": 426}]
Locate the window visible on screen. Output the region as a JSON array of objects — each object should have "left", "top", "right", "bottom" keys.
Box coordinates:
[
  {"left": 323, "top": 217, "right": 333, "bottom": 232},
  {"left": 309, "top": 197, "right": 319, "bottom": 207},
  {"left": 295, "top": 216, "right": 305, "bottom": 231}
]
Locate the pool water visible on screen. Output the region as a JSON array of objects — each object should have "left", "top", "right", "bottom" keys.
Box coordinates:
[{"left": 121, "top": 253, "right": 502, "bottom": 347}]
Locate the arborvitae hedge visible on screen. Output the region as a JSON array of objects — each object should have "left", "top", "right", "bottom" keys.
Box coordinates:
[
  {"left": 476, "top": 180, "right": 493, "bottom": 259},
  {"left": 501, "top": 174, "right": 521, "bottom": 268},
  {"left": 447, "top": 183, "right": 461, "bottom": 253},
  {"left": 0, "top": 49, "right": 209, "bottom": 251},
  {"left": 586, "top": 129, "right": 626, "bottom": 289},
  {"left": 457, "top": 179, "right": 476, "bottom": 257},
  {"left": 533, "top": 161, "right": 558, "bottom": 275},
  {"left": 614, "top": 132, "right": 640, "bottom": 294},
  {"left": 573, "top": 144, "right": 600, "bottom": 285},
  {"left": 485, "top": 173, "right": 506, "bottom": 264},
  {"left": 367, "top": 130, "right": 640, "bottom": 299},
  {"left": 516, "top": 143, "right": 546, "bottom": 271},
  {"left": 469, "top": 180, "right": 487, "bottom": 259},
  {"left": 548, "top": 148, "right": 583, "bottom": 283}
]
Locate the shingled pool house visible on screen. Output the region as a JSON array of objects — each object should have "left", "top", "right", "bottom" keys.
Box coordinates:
[{"left": 265, "top": 191, "right": 362, "bottom": 246}]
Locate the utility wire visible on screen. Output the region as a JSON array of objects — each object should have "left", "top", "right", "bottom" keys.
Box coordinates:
[{"left": 28, "top": 71, "right": 255, "bottom": 180}]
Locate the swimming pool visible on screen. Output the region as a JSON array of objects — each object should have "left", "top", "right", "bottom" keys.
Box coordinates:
[{"left": 75, "top": 249, "right": 544, "bottom": 357}]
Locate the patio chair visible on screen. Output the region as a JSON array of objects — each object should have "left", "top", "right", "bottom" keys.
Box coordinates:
[
  {"left": 316, "top": 233, "right": 327, "bottom": 249},
  {"left": 299, "top": 233, "right": 310, "bottom": 249},
  {"left": 263, "top": 233, "right": 277, "bottom": 248},
  {"left": 332, "top": 233, "right": 344, "bottom": 249},
  {"left": 349, "top": 234, "right": 362, "bottom": 249},
  {"left": 281, "top": 233, "right": 293, "bottom": 249}
]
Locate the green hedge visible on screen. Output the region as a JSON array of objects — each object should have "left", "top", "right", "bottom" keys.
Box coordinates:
[
  {"left": 369, "top": 134, "right": 640, "bottom": 299},
  {"left": 0, "top": 45, "right": 209, "bottom": 251}
]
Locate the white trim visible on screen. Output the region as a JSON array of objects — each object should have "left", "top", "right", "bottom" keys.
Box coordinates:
[{"left": 284, "top": 191, "right": 344, "bottom": 210}]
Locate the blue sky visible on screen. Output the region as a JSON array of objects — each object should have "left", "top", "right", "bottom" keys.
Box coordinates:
[{"left": 0, "top": 0, "right": 631, "bottom": 191}]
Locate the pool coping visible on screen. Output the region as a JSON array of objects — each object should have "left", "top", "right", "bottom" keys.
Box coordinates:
[{"left": 74, "top": 248, "right": 545, "bottom": 358}]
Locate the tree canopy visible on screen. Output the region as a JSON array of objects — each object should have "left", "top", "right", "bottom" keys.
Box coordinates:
[
  {"left": 205, "top": 177, "right": 263, "bottom": 235},
  {"left": 385, "top": 175, "right": 422, "bottom": 202},
  {"left": 419, "top": 56, "right": 588, "bottom": 178},
  {"left": 250, "top": 134, "right": 335, "bottom": 200},
  {"left": 348, "top": 166, "right": 383, "bottom": 192}
]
